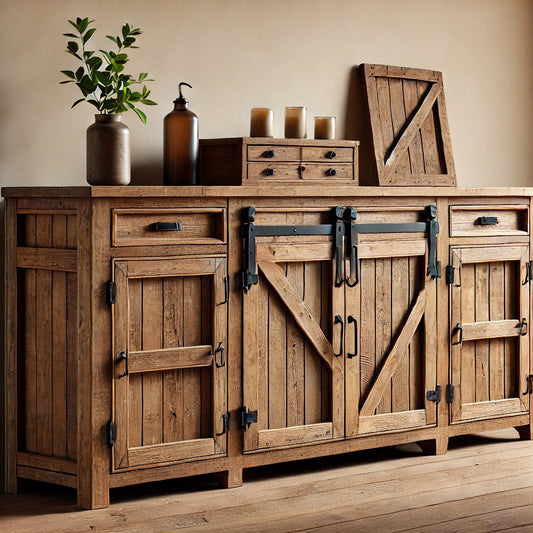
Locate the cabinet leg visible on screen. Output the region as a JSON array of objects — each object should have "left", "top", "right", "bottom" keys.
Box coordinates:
[
  {"left": 516, "top": 425, "right": 533, "bottom": 441},
  {"left": 418, "top": 436, "right": 448, "bottom": 455},
  {"left": 216, "top": 468, "right": 243, "bottom": 489}
]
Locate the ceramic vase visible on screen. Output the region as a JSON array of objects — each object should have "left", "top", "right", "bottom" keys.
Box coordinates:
[{"left": 86, "top": 114, "right": 130, "bottom": 185}]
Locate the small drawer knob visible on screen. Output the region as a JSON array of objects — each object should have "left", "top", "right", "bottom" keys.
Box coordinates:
[
  {"left": 265, "top": 168, "right": 275, "bottom": 176},
  {"left": 327, "top": 168, "right": 337, "bottom": 176},
  {"left": 326, "top": 151, "right": 337, "bottom": 159},
  {"left": 263, "top": 150, "right": 275, "bottom": 158}
]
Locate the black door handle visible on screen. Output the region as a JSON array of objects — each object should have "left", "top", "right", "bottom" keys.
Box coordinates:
[
  {"left": 347, "top": 316, "right": 358, "bottom": 358},
  {"left": 334, "top": 315, "right": 344, "bottom": 357}
]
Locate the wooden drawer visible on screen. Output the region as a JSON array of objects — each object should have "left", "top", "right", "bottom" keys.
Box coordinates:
[
  {"left": 247, "top": 145, "right": 300, "bottom": 161},
  {"left": 301, "top": 146, "right": 353, "bottom": 162},
  {"left": 247, "top": 163, "right": 354, "bottom": 181},
  {"left": 449, "top": 205, "right": 529, "bottom": 237},
  {"left": 247, "top": 163, "right": 300, "bottom": 180},
  {"left": 112, "top": 208, "right": 227, "bottom": 246}
]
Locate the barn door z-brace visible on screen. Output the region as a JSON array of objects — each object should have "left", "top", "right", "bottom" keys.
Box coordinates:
[{"left": 240, "top": 205, "right": 439, "bottom": 291}]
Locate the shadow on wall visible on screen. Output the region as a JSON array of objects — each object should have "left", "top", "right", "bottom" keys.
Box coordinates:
[
  {"left": 0, "top": 199, "right": 5, "bottom": 492},
  {"left": 131, "top": 160, "right": 164, "bottom": 186},
  {"left": 344, "top": 65, "right": 378, "bottom": 186}
]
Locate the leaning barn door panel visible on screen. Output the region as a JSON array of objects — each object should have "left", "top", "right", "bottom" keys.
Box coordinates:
[
  {"left": 361, "top": 64, "right": 456, "bottom": 187},
  {"left": 450, "top": 245, "right": 530, "bottom": 423},
  {"left": 242, "top": 237, "right": 344, "bottom": 452},
  {"left": 345, "top": 235, "right": 438, "bottom": 437},
  {"left": 112, "top": 256, "right": 227, "bottom": 471}
]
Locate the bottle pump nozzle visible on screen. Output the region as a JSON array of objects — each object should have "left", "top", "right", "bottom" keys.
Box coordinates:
[{"left": 176, "top": 82, "right": 192, "bottom": 104}]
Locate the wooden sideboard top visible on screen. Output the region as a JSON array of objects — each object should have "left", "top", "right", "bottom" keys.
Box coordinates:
[{"left": 3, "top": 185, "right": 533, "bottom": 199}]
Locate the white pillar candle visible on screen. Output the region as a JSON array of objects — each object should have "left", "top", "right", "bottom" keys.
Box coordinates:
[
  {"left": 314, "top": 116, "right": 336, "bottom": 140},
  {"left": 285, "top": 106, "right": 307, "bottom": 139},
  {"left": 250, "top": 108, "right": 274, "bottom": 137}
]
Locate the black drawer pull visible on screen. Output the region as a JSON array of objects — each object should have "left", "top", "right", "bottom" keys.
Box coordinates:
[
  {"left": 263, "top": 150, "right": 275, "bottom": 158},
  {"left": 475, "top": 216, "right": 499, "bottom": 226},
  {"left": 326, "top": 151, "right": 337, "bottom": 159},
  {"left": 265, "top": 168, "right": 275, "bottom": 176},
  {"left": 327, "top": 168, "right": 337, "bottom": 176},
  {"left": 152, "top": 222, "right": 183, "bottom": 231}
]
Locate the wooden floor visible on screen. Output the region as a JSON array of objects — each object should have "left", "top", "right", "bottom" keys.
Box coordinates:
[{"left": 1, "top": 429, "right": 532, "bottom": 532}]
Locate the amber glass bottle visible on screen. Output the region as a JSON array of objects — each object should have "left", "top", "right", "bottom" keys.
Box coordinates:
[{"left": 164, "top": 82, "right": 198, "bottom": 185}]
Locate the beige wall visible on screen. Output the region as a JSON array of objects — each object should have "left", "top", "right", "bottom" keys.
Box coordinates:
[{"left": 0, "top": 0, "right": 532, "bottom": 188}]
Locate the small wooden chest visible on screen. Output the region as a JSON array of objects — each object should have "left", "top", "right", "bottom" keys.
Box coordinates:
[{"left": 199, "top": 137, "right": 359, "bottom": 186}]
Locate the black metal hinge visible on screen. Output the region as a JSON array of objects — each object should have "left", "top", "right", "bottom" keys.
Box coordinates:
[
  {"left": 446, "top": 384, "right": 455, "bottom": 403},
  {"left": 240, "top": 407, "right": 258, "bottom": 430},
  {"left": 106, "top": 280, "right": 116, "bottom": 306},
  {"left": 427, "top": 386, "right": 441, "bottom": 403},
  {"left": 107, "top": 420, "right": 117, "bottom": 447},
  {"left": 523, "top": 375, "right": 533, "bottom": 396}
]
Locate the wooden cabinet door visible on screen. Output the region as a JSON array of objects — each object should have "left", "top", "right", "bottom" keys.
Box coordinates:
[
  {"left": 242, "top": 240, "right": 344, "bottom": 452},
  {"left": 345, "top": 236, "right": 438, "bottom": 437},
  {"left": 449, "top": 245, "right": 530, "bottom": 423},
  {"left": 112, "top": 256, "right": 227, "bottom": 470}
]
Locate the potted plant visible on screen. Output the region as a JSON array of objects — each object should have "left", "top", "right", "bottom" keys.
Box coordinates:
[{"left": 61, "top": 17, "right": 156, "bottom": 185}]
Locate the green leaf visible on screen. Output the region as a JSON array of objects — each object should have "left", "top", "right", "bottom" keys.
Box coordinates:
[
  {"left": 75, "top": 66, "right": 85, "bottom": 81},
  {"left": 79, "top": 74, "right": 97, "bottom": 95},
  {"left": 83, "top": 27, "right": 96, "bottom": 44},
  {"left": 63, "top": 32, "right": 78, "bottom": 38},
  {"left": 71, "top": 98, "right": 85, "bottom": 108},
  {"left": 67, "top": 41, "right": 79, "bottom": 54},
  {"left": 95, "top": 71, "right": 111, "bottom": 86},
  {"left": 122, "top": 23, "right": 130, "bottom": 40},
  {"left": 105, "top": 35, "right": 117, "bottom": 45},
  {"left": 139, "top": 72, "right": 147, "bottom": 81},
  {"left": 68, "top": 19, "right": 78, "bottom": 31},
  {"left": 78, "top": 18, "right": 90, "bottom": 34},
  {"left": 61, "top": 70, "right": 76, "bottom": 80},
  {"left": 87, "top": 56, "right": 103, "bottom": 71},
  {"left": 141, "top": 99, "right": 157, "bottom": 106},
  {"left": 129, "top": 91, "right": 142, "bottom": 102},
  {"left": 114, "top": 53, "right": 128, "bottom": 64},
  {"left": 59, "top": 80, "right": 74, "bottom": 85},
  {"left": 132, "top": 106, "right": 147, "bottom": 124}
]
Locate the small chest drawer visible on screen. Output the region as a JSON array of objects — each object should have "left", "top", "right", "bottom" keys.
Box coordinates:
[
  {"left": 247, "top": 163, "right": 300, "bottom": 180},
  {"left": 112, "top": 208, "right": 227, "bottom": 246},
  {"left": 247, "top": 145, "right": 300, "bottom": 162},
  {"left": 301, "top": 146, "right": 354, "bottom": 162},
  {"left": 449, "top": 205, "right": 529, "bottom": 237}
]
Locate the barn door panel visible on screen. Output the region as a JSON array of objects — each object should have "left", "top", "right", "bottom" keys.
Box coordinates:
[
  {"left": 242, "top": 242, "right": 344, "bottom": 452},
  {"left": 361, "top": 63, "right": 456, "bottom": 186},
  {"left": 450, "top": 245, "right": 530, "bottom": 423},
  {"left": 345, "top": 237, "right": 438, "bottom": 437},
  {"left": 113, "top": 256, "right": 227, "bottom": 470}
]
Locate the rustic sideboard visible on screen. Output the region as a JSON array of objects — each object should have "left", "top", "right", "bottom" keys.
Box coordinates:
[{"left": 3, "top": 185, "right": 532, "bottom": 508}]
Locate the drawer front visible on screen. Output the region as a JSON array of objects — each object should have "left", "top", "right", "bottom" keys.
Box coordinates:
[
  {"left": 247, "top": 145, "right": 300, "bottom": 162},
  {"left": 301, "top": 146, "right": 353, "bottom": 162},
  {"left": 450, "top": 205, "right": 529, "bottom": 237},
  {"left": 247, "top": 163, "right": 301, "bottom": 180},
  {"left": 302, "top": 163, "right": 354, "bottom": 180},
  {"left": 112, "top": 208, "right": 227, "bottom": 246}
]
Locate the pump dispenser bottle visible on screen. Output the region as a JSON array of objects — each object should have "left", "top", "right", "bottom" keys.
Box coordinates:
[{"left": 164, "top": 82, "right": 199, "bottom": 185}]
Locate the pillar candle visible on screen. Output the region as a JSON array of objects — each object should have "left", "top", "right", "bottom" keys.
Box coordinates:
[
  {"left": 285, "top": 106, "right": 307, "bottom": 139},
  {"left": 314, "top": 116, "right": 336, "bottom": 140},
  {"left": 250, "top": 108, "right": 274, "bottom": 137}
]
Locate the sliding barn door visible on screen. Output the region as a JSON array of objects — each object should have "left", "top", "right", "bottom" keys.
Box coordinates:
[
  {"left": 242, "top": 239, "right": 344, "bottom": 452},
  {"left": 449, "top": 245, "right": 530, "bottom": 423},
  {"left": 112, "top": 256, "right": 227, "bottom": 470},
  {"left": 345, "top": 235, "right": 438, "bottom": 436}
]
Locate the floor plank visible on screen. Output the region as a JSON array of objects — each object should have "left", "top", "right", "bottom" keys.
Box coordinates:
[{"left": 0, "top": 429, "right": 532, "bottom": 532}]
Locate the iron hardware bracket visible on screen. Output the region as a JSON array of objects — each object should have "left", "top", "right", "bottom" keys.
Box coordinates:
[
  {"left": 212, "top": 342, "right": 225, "bottom": 368},
  {"left": 117, "top": 351, "right": 128, "bottom": 378},
  {"left": 446, "top": 384, "right": 455, "bottom": 403},
  {"left": 240, "top": 204, "right": 439, "bottom": 290},
  {"left": 446, "top": 265, "right": 455, "bottom": 285},
  {"left": 427, "top": 386, "right": 441, "bottom": 403},
  {"left": 523, "top": 375, "right": 533, "bottom": 396},
  {"left": 240, "top": 407, "right": 258, "bottom": 430},
  {"left": 519, "top": 318, "right": 528, "bottom": 336},
  {"left": 107, "top": 280, "right": 116, "bottom": 306},
  {"left": 217, "top": 276, "right": 229, "bottom": 306},
  {"left": 217, "top": 412, "right": 231, "bottom": 435},
  {"left": 523, "top": 261, "right": 533, "bottom": 285},
  {"left": 452, "top": 323, "right": 463, "bottom": 345},
  {"left": 107, "top": 420, "right": 117, "bottom": 447}
]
